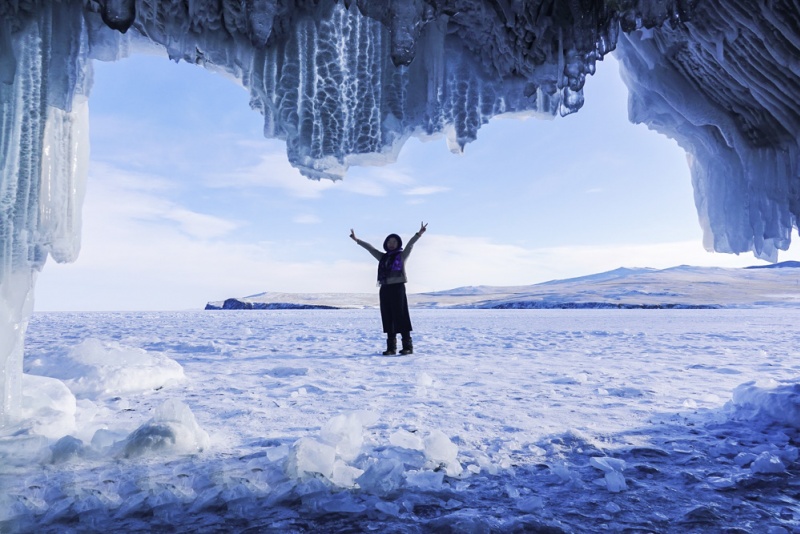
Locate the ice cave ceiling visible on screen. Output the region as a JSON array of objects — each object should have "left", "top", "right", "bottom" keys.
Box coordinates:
[{"left": 1, "top": 0, "right": 800, "bottom": 276}]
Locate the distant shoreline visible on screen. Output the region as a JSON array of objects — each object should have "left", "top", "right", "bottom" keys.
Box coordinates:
[
  {"left": 205, "top": 299, "right": 339, "bottom": 310},
  {"left": 206, "top": 263, "right": 800, "bottom": 311},
  {"left": 205, "top": 297, "right": 722, "bottom": 311}
]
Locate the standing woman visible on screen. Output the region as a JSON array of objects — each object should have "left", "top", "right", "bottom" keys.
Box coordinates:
[{"left": 350, "top": 222, "right": 428, "bottom": 355}]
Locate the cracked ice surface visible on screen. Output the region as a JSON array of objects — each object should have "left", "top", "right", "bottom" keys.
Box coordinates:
[{"left": 3, "top": 309, "right": 800, "bottom": 532}]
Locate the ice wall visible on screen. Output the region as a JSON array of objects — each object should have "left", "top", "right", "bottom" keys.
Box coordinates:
[
  {"left": 0, "top": 3, "right": 90, "bottom": 426},
  {"left": 615, "top": 0, "right": 800, "bottom": 260}
]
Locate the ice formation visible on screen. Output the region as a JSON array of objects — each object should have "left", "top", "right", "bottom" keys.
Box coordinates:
[
  {"left": 1, "top": 0, "right": 799, "bottom": 426},
  {"left": 614, "top": 1, "right": 800, "bottom": 261}
]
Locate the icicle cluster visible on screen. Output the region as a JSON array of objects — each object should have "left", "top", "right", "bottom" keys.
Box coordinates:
[
  {"left": 616, "top": 0, "right": 800, "bottom": 260},
  {"left": 1, "top": 2, "right": 90, "bottom": 426}
]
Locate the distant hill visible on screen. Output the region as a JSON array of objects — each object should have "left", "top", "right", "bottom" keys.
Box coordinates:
[
  {"left": 205, "top": 263, "right": 800, "bottom": 310},
  {"left": 745, "top": 260, "right": 800, "bottom": 269}
]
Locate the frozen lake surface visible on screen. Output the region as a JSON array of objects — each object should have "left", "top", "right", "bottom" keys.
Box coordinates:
[{"left": 4, "top": 309, "right": 800, "bottom": 532}]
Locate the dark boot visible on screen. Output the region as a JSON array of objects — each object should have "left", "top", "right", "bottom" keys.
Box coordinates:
[
  {"left": 400, "top": 336, "right": 413, "bottom": 355},
  {"left": 382, "top": 336, "right": 397, "bottom": 355}
]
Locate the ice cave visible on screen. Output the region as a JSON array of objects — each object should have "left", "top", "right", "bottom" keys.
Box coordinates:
[{"left": 1, "top": 0, "right": 799, "bottom": 426}]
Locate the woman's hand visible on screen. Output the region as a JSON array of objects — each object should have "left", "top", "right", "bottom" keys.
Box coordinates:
[
  {"left": 350, "top": 228, "right": 357, "bottom": 241},
  {"left": 418, "top": 222, "right": 428, "bottom": 235}
]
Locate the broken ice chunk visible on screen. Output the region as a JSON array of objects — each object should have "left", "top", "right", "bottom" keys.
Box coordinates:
[
  {"left": 590, "top": 456, "right": 628, "bottom": 492},
  {"left": 750, "top": 452, "right": 786, "bottom": 474},
  {"left": 424, "top": 429, "right": 463, "bottom": 477},
  {"left": 287, "top": 437, "right": 336, "bottom": 479}
]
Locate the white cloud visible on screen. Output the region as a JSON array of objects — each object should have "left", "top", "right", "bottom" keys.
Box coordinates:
[
  {"left": 293, "top": 214, "right": 321, "bottom": 224},
  {"left": 35, "top": 162, "right": 374, "bottom": 310},
  {"left": 163, "top": 207, "right": 240, "bottom": 239},
  {"left": 87, "top": 162, "right": 241, "bottom": 240},
  {"left": 369, "top": 167, "right": 415, "bottom": 186},
  {"left": 209, "top": 152, "right": 424, "bottom": 199},
  {"left": 212, "top": 151, "right": 336, "bottom": 199},
  {"left": 404, "top": 185, "right": 450, "bottom": 196},
  {"left": 334, "top": 176, "right": 388, "bottom": 196},
  {"left": 36, "top": 210, "right": 375, "bottom": 311},
  {"left": 37, "top": 232, "right": 375, "bottom": 311},
  {"left": 324, "top": 165, "right": 417, "bottom": 197},
  {"left": 90, "top": 161, "right": 173, "bottom": 192}
]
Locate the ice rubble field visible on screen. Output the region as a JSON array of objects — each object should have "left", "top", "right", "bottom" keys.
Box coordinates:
[{"left": 3, "top": 309, "right": 800, "bottom": 533}]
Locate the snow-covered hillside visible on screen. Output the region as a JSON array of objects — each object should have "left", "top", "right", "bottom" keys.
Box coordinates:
[{"left": 207, "top": 263, "right": 800, "bottom": 310}]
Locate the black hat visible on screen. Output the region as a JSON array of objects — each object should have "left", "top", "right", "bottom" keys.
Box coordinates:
[{"left": 383, "top": 233, "right": 402, "bottom": 251}]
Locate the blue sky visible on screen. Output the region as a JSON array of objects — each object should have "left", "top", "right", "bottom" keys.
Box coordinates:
[{"left": 34, "top": 51, "right": 800, "bottom": 311}]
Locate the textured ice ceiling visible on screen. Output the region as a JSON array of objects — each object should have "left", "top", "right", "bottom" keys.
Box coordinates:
[{"left": 0, "top": 0, "right": 799, "bottom": 422}]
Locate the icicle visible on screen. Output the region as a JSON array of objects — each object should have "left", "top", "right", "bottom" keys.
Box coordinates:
[{"left": 0, "top": 3, "right": 91, "bottom": 427}]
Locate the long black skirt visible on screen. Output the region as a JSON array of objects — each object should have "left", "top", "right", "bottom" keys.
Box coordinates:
[{"left": 379, "top": 283, "right": 412, "bottom": 335}]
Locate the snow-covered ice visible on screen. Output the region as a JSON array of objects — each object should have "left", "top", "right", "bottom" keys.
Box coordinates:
[{"left": 3, "top": 308, "right": 800, "bottom": 532}]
